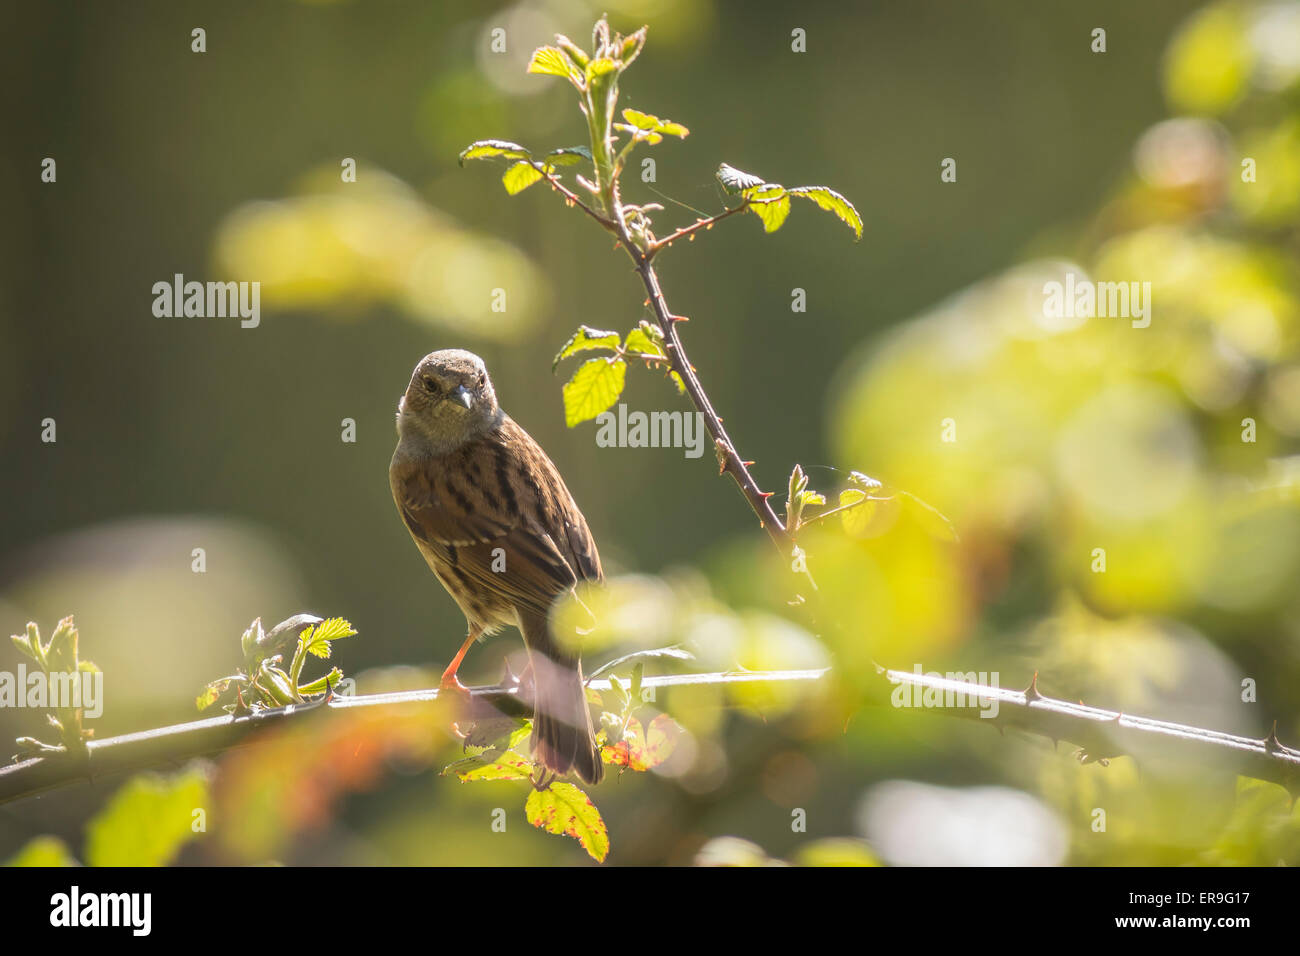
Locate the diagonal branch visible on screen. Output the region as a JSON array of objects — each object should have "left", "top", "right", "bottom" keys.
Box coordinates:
[
  {"left": 604, "top": 191, "right": 791, "bottom": 552},
  {"left": 527, "top": 160, "right": 619, "bottom": 233},
  {"left": 647, "top": 203, "right": 748, "bottom": 258},
  {"left": 879, "top": 666, "right": 1300, "bottom": 795}
]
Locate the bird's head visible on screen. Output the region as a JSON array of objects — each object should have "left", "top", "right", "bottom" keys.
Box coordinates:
[{"left": 397, "top": 349, "right": 502, "bottom": 451}]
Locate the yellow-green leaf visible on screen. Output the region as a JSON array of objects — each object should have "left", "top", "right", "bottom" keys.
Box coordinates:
[
  {"left": 746, "top": 184, "right": 791, "bottom": 233},
  {"left": 839, "top": 488, "right": 875, "bottom": 536},
  {"left": 458, "top": 139, "right": 532, "bottom": 166},
  {"left": 313, "top": 617, "right": 357, "bottom": 642},
  {"left": 789, "top": 186, "right": 864, "bottom": 241},
  {"left": 554, "top": 325, "right": 621, "bottom": 370},
  {"left": 562, "top": 358, "right": 626, "bottom": 427},
  {"left": 526, "top": 782, "right": 610, "bottom": 862},
  {"left": 503, "top": 161, "right": 546, "bottom": 195},
  {"left": 623, "top": 324, "right": 666, "bottom": 358},
  {"left": 527, "top": 46, "right": 574, "bottom": 80},
  {"left": 84, "top": 768, "right": 210, "bottom": 867},
  {"left": 447, "top": 751, "right": 533, "bottom": 782},
  {"left": 4, "top": 836, "right": 78, "bottom": 867},
  {"left": 544, "top": 146, "right": 592, "bottom": 167}
]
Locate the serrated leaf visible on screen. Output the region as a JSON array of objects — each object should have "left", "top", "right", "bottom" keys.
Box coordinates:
[
  {"left": 849, "top": 470, "right": 883, "bottom": 490},
  {"left": 297, "top": 615, "right": 357, "bottom": 660},
  {"left": 84, "top": 768, "right": 210, "bottom": 867},
  {"left": 555, "top": 35, "right": 589, "bottom": 68},
  {"left": 619, "top": 109, "right": 689, "bottom": 141},
  {"left": 789, "top": 186, "right": 863, "bottom": 241},
  {"left": 448, "top": 751, "right": 534, "bottom": 782},
  {"left": 716, "top": 163, "right": 766, "bottom": 195},
  {"left": 544, "top": 145, "right": 592, "bottom": 167},
  {"left": 553, "top": 325, "right": 622, "bottom": 371},
  {"left": 298, "top": 626, "right": 331, "bottom": 660},
  {"left": 838, "top": 488, "right": 876, "bottom": 536},
  {"left": 562, "top": 358, "right": 626, "bottom": 427},
  {"left": 458, "top": 139, "right": 532, "bottom": 166},
  {"left": 503, "top": 161, "right": 547, "bottom": 195},
  {"left": 527, "top": 46, "right": 573, "bottom": 79},
  {"left": 745, "top": 184, "right": 791, "bottom": 233},
  {"left": 9, "top": 632, "right": 35, "bottom": 660},
  {"left": 623, "top": 325, "right": 666, "bottom": 358},
  {"left": 296, "top": 668, "right": 343, "bottom": 696},
  {"left": 313, "top": 618, "right": 357, "bottom": 642},
  {"left": 600, "top": 714, "right": 680, "bottom": 771},
  {"left": 526, "top": 782, "right": 609, "bottom": 862}
]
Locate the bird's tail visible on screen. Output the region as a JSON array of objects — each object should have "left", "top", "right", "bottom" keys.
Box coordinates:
[{"left": 521, "top": 614, "right": 603, "bottom": 785}]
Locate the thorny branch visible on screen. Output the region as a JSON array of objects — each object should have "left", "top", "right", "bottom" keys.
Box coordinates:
[
  {"left": 0, "top": 669, "right": 826, "bottom": 806},
  {"left": 5, "top": 667, "right": 1297, "bottom": 806}
]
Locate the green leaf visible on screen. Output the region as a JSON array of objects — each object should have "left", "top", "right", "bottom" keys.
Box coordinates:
[
  {"left": 623, "top": 323, "right": 666, "bottom": 359},
  {"left": 458, "top": 139, "right": 532, "bottom": 166},
  {"left": 312, "top": 617, "right": 357, "bottom": 643},
  {"left": 669, "top": 370, "right": 686, "bottom": 394},
  {"left": 196, "top": 676, "right": 239, "bottom": 710},
  {"left": 716, "top": 163, "right": 766, "bottom": 195},
  {"left": 296, "top": 668, "right": 344, "bottom": 696},
  {"left": 563, "top": 358, "right": 626, "bottom": 427},
  {"left": 617, "top": 109, "right": 689, "bottom": 144},
  {"left": 838, "top": 488, "right": 876, "bottom": 536},
  {"left": 447, "top": 751, "right": 534, "bottom": 782},
  {"left": 745, "top": 184, "right": 791, "bottom": 233},
  {"left": 553, "top": 325, "right": 622, "bottom": 371},
  {"left": 544, "top": 145, "right": 593, "bottom": 167},
  {"left": 4, "top": 836, "right": 78, "bottom": 867},
  {"left": 9, "top": 631, "right": 35, "bottom": 660},
  {"left": 45, "top": 617, "right": 79, "bottom": 673},
  {"left": 84, "top": 768, "right": 210, "bottom": 867},
  {"left": 526, "top": 782, "right": 610, "bottom": 862},
  {"left": 555, "top": 35, "right": 590, "bottom": 68},
  {"left": 789, "top": 186, "right": 864, "bottom": 241},
  {"left": 527, "top": 46, "right": 575, "bottom": 80},
  {"left": 503, "top": 161, "right": 547, "bottom": 195}
]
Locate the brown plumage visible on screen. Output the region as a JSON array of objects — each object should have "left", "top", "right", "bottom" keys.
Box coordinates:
[{"left": 389, "top": 349, "right": 603, "bottom": 784}]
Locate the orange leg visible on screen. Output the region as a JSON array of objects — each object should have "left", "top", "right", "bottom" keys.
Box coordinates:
[{"left": 439, "top": 627, "right": 482, "bottom": 695}]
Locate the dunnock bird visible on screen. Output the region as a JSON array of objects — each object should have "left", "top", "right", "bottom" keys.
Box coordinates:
[{"left": 389, "top": 349, "right": 604, "bottom": 784}]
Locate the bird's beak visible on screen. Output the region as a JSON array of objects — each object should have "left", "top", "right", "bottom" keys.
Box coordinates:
[{"left": 449, "top": 384, "right": 474, "bottom": 410}]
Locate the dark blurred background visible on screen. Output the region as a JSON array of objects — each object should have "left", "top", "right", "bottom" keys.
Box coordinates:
[{"left": 3, "top": 0, "right": 1299, "bottom": 865}]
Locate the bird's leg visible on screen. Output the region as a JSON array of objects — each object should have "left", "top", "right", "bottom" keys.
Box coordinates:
[{"left": 439, "top": 626, "right": 482, "bottom": 696}]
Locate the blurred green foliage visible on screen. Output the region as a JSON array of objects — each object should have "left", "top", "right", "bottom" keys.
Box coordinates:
[{"left": 3, "top": 0, "right": 1300, "bottom": 865}]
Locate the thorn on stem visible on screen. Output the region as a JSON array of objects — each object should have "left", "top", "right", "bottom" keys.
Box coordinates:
[{"left": 1024, "top": 672, "right": 1042, "bottom": 701}]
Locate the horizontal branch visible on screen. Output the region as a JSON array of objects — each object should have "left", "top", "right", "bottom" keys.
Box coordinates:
[
  {"left": 880, "top": 667, "right": 1300, "bottom": 796},
  {"left": 0, "top": 669, "right": 827, "bottom": 806}
]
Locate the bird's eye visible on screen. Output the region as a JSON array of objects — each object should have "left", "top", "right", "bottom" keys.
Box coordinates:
[
  {"left": 476, "top": 371, "right": 486, "bottom": 387},
  {"left": 423, "top": 377, "right": 439, "bottom": 394}
]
